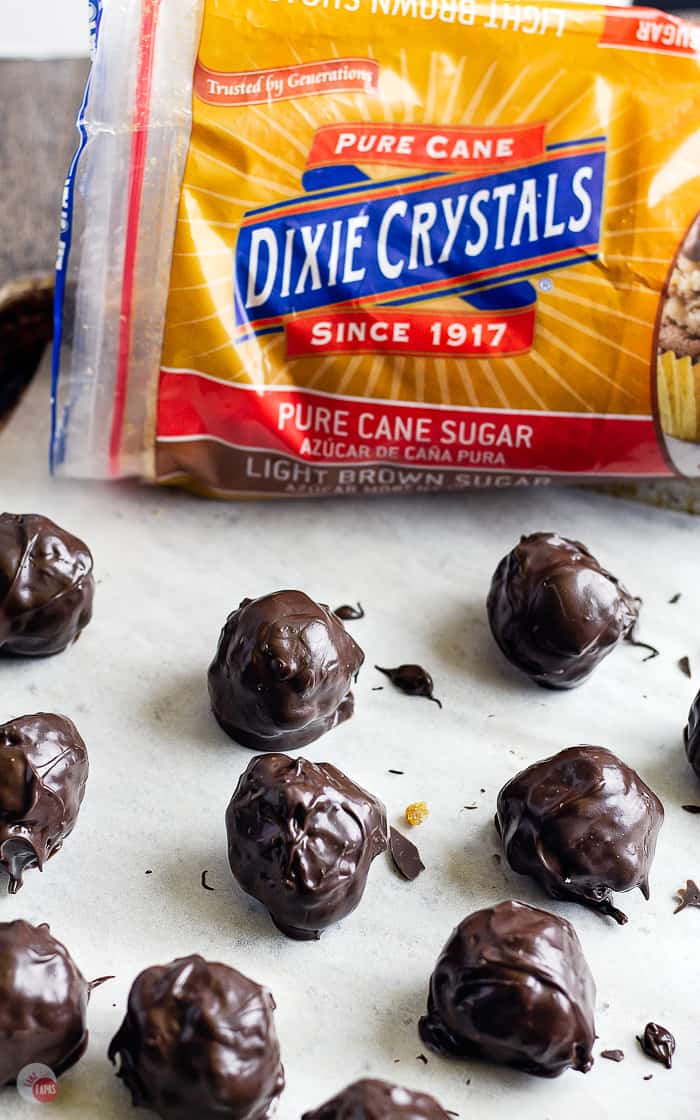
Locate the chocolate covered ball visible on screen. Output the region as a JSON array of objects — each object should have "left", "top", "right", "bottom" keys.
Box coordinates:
[
  {"left": 0, "top": 713, "right": 89, "bottom": 893},
  {"left": 684, "top": 689, "right": 700, "bottom": 779},
  {"left": 109, "top": 955, "right": 284, "bottom": 1120},
  {"left": 419, "top": 900, "right": 596, "bottom": 1078},
  {"left": 0, "top": 920, "right": 91, "bottom": 1083},
  {"left": 496, "top": 746, "right": 663, "bottom": 924},
  {"left": 0, "top": 513, "right": 94, "bottom": 656},
  {"left": 302, "top": 1079, "right": 452, "bottom": 1120},
  {"left": 226, "top": 753, "right": 387, "bottom": 940},
  {"left": 487, "top": 532, "right": 638, "bottom": 688},
  {"left": 208, "top": 590, "right": 364, "bottom": 751}
]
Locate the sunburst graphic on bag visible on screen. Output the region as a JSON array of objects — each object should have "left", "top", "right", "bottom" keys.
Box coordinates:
[{"left": 162, "top": 23, "right": 691, "bottom": 423}]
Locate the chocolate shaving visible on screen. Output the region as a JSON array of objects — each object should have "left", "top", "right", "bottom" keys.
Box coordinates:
[
  {"left": 375, "top": 665, "right": 442, "bottom": 708},
  {"left": 388, "top": 769, "right": 404, "bottom": 775},
  {"left": 601, "top": 1049, "right": 624, "bottom": 1062},
  {"left": 416, "top": 1054, "right": 428, "bottom": 1064},
  {"left": 638, "top": 1023, "right": 675, "bottom": 1069},
  {"left": 679, "top": 656, "right": 692, "bottom": 679},
  {"left": 681, "top": 804, "right": 700, "bottom": 814},
  {"left": 463, "top": 803, "right": 478, "bottom": 810},
  {"left": 669, "top": 593, "right": 682, "bottom": 604},
  {"left": 389, "top": 826, "right": 425, "bottom": 881},
  {"left": 674, "top": 879, "right": 700, "bottom": 913},
  {"left": 371, "top": 686, "right": 384, "bottom": 691},
  {"left": 333, "top": 602, "right": 365, "bottom": 620},
  {"left": 145, "top": 869, "right": 152, "bottom": 875},
  {"left": 201, "top": 870, "right": 215, "bottom": 891},
  {"left": 643, "top": 1075, "right": 653, "bottom": 1081}
]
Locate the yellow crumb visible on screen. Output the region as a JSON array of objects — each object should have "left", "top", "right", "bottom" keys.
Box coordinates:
[{"left": 405, "top": 801, "right": 429, "bottom": 827}]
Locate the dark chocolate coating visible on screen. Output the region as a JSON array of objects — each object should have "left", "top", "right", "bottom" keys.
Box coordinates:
[
  {"left": 0, "top": 713, "right": 89, "bottom": 893},
  {"left": 684, "top": 688, "right": 700, "bottom": 779},
  {"left": 334, "top": 603, "right": 364, "bottom": 621},
  {"left": 0, "top": 920, "right": 90, "bottom": 1084},
  {"left": 487, "top": 532, "right": 638, "bottom": 688},
  {"left": 389, "top": 826, "right": 425, "bottom": 881},
  {"left": 109, "top": 955, "right": 284, "bottom": 1120},
  {"left": 375, "top": 665, "right": 441, "bottom": 708},
  {"left": 419, "top": 899, "right": 596, "bottom": 1078},
  {"left": 226, "top": 753, "right": 387, "bottom": 940},
  {"left": 496, "top": 746, "right": 663, "bottom": 924},
  {"left": 0, "top": 513, "right": 94, "bottom": 656},
  {"left": 639, "top": 1022, "right": 675, "bottom": 1069},
  {"left": 208, "top": 590, "right": 364, "bottom": 751},
  {"left": 302, "top": 1079, "right": 451, "bottom": 1120}
]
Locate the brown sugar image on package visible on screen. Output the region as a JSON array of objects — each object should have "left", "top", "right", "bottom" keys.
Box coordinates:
[{"left": 657, "top": 214, "right": 700, "bottom": 442}]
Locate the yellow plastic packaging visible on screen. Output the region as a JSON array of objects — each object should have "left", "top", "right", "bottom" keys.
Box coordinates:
[{"left": 53, "top": 0, "right": 700, "bottom": 495}]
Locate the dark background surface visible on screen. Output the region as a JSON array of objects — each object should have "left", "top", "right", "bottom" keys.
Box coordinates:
[{"left": 0, "top": 60, "right": 89, "bottom": 287}]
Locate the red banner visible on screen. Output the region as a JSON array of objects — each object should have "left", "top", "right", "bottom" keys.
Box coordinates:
[
  {"left": 157, "top": 370, "right": 671, "bottom": 477},
  {"left": 600, "top": 8, "right": 699, "bottom": 55},
  {"left": 194, "top": 58, "right": 379, "bottom": 107},
  {"left": 307, "top": 122, "right": 546, "bottom": 172},
  {"left": 285, "top": 308, "right": 536, "bottom": 358}
]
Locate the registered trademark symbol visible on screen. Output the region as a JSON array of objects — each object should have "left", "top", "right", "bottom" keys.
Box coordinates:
[{"left": 538, "top": 277, "right": 554, "bottom": 293}]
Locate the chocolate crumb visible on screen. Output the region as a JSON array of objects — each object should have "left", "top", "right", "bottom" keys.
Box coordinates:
[
  {"left": 145, "top": 870, "right": 152, "bottom": 875},
  {"left": 681, "top": 805, "right": 700, "bottom": 815},
  {"left": 201, "top": 870, "right": 215, "bottom": 892},
  {"left": 334, "top": 602, "right": 364, "bottom": 621},
  {"left": 643, "top": 1075, "right": 653, "bottom": 1081},
  {"left": 480, "top": 788, "right": 486, "bottom": 793},
  {"left": 375, "top": 665, "right": 442, "bottom": 708},
  {"left": 669, "top": 593, "right": 682, "bottom": 604},
  {"left": 388, "top": 769, "right": 404, "bottom": 775},
  {"left": 405, "top": 801, "right": 429, "bottom": 827},
  {"left": 389, "top": 827, "right": 425, "bottom": 881},
  {"left": 601, "top": 1049, "right": 624, "bottom": 1062},
  {"left": 416, "top": 1054, "right": 428, "bottom": 1064},
  {"left": 679, "top": 656, "right": 692, "bottom": 679},
  {"left": 492, "top": 853, "right": 501, "bottom": 864},
  {"left": 674, "top": 879, "right": 700, "bottom": 913},
  {"left": 638, "top": 1023, "right": 675, "bottom": 1069}
]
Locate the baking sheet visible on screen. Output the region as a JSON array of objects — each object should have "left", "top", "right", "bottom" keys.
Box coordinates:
[{"left": 2, "top": 369, "right": 698, "bottom": 1118}]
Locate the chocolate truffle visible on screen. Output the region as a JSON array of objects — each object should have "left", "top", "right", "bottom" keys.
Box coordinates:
[
  {"left": 226, "top": 753, "right": 387, "bottom": 940},
  {"left": 302, "top": 1079, "right": 452, "bottom": 1120},
  {"left": 496, "top": 746, "right": 663, "bottom": 924},
  {"left": 684, "top": 688, "right": 700, "bottom": 779},
  {"left": 419, "top": 899, "right": 596, "bottom": 1078},
  {"left": 208, "top": 590, "right": 364, "bottom": 751},
  {"left": 0, "top": 513, "right": 94, "bottom": 656},
  {"left": 0, "top": 713, "right": 89, "bottom": 893},
  {"left": 487, "top": 532, "right": 638, "bottom": 688},
  {"left": 0, "top": 920, "right": 91, "bottom": 1083},
  {"left": 109, "top": 955, "right": 284, "bottom": 1120}
]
